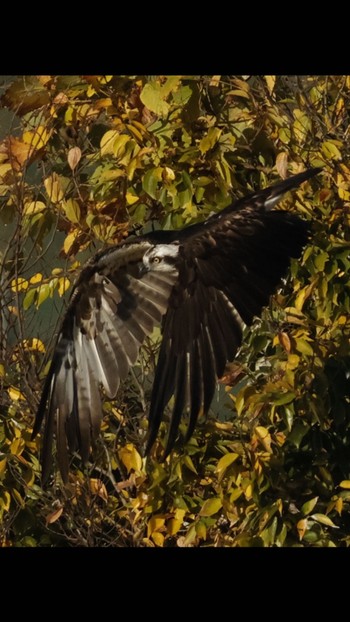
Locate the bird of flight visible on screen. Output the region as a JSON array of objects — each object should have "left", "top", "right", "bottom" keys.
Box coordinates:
[{"left": 32, "top": 167, "right": 321, "bottom": 482}]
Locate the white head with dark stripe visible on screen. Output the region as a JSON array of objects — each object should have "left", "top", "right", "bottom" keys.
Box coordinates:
[{"left": 142, "top": 243, "right": 180, "bottom": 273}]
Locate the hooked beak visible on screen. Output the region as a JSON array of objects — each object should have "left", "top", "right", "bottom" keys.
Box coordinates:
[{"left": 138, "top": 262, "right": 149, "bottom": 278}]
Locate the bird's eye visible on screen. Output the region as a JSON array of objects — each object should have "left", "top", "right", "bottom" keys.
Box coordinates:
[{"left": 153, "top": 257, "right": 161, "bottom": 264}]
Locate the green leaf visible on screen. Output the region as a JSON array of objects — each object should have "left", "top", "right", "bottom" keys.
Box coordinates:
[
  {"left": 288, "top": 422, "right": 310, "bottom": 449},
  {"left": 36, "top": 284, "right": 51, "bottom": 307},
  {"left": 199, "top": 497, "right": 222, "bottom": 517},
  {"left": 321, "top": 140, "right": 342, "bottom": 160},
  {"left": 301, "top": 496, "right": 319, "bottom": 516},
  {"left": 143, "top": 167, "right": 163, "bottom": 199},
  {"left": 311, "top": 514, "right": 339, "bottom": 528},
  {"left": 173, "top": 85, "right": 192, "bottom": 106},
  {"left": 140, "top": 82, "right": 169, "bottom": 117},
  {"left": 23, "top": 287, "right": 37, "bottom": 310},
  {"left": 273, "top": 391, "right": 296, "bottom": 406},
  {"left": 183, "top": 455, "right": 198, "bottom": 475}
]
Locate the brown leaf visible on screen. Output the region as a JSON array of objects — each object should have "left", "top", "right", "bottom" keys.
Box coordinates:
[
  {"left": 1, "top": 76, "right": 50, "bottom": 116},
  {"left": 276, "top": 152, "right": 288, "bottom": 179},
  {"left": 278, "top": 331, "right": 292, "bottom": 353},
  {"left": 89, "top": 478, "right": 108, "bottom": 503},
  {"left": 68, "top": 146, "right": 82, "bottom": 171},
  {"left": 46, "top": 507, "right": 63, "bottom": 525},
  {"left": 5, "top": 136, "right": 33, "bottom": 171}
]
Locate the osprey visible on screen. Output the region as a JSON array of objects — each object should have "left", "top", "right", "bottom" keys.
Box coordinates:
[{"left": 33, "top": 167, "right": 320, "bottom": 482}]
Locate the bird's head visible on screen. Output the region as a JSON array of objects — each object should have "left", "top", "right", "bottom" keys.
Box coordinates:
[{"left": 141, "top": 243, "right": 179, "bottom": 274}]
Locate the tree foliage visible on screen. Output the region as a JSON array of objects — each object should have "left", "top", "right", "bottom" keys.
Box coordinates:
[{"left": 0, "top": 75, "right": 349, "bottom": 546}]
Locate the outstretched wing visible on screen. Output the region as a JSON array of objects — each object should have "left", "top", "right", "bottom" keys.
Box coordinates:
[
  {"left": 146, "top": 168, "right": 320, "bottom": 456},
  {"left": 33, "top": 240, "right": 178, "bottom": 482}
]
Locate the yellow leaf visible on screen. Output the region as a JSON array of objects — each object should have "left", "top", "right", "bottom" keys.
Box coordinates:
[
  {"left": 113, "top": 135, "right": 130, "bottom": 159},
  {"left": 126, "top": 192, "right": 139, "bottom": 205},
  {"left": 62, "top": 198, "right": 81, "bottom": 224},
  {"left": 195, "top": 521, "right": 207, "bottom": 540},
  {"left": 244, "top": 483, "right": 253, "bottom": 499},
  {"left": 147, "top": 515, "right": 166, "bottom": 537},
  {"left": 295, "top": 283, "right": 315, "bottom": 311},
  {"left": 29, "top": 273, "right": 43, "bottom": 285},
  {"left": 44, "top": 173, "right": 70, "bottom": 203},
  {"left": 10, "top": 437, "right": 25, "bottom": 456},
  {"left": 119, "top": 443, "right": 142, "bottom": 473},
  {"left": 0, "top": 458, "right": 7, "bottom": 477},
  {"left": 8, "top": 386, "right": 26, "bottom": 401},
  {"left": 199, "top": 127, "right": 222, "bottom": 155},
  {"left": 199, "top": 497, "right": 222, "bottom": 517},
  {"left": 46, "top": 507, "right": 63, "bottom": 525},
  {"left": 11, "top": 277, "right": 28, "bottom": 292},
  {"left": 57, "top": 277, "right": 70, "bottom": 297},
  {"left": 216, "top": 452, "right": 239, "bottom": 481},
  {"left": 322, "top": 140, "right": 342, "bottom": 161},
  {"left": 339, "top": 480, "right": 350, "bottom": 489},
  {"left": 0, "top": 162, "right": 12, "bottom": 180},
  {"left": 167, "top": 518, "right": 183, "bottom": 536},
  {"left": 295, "top": 338, "right": 313, "bottom": 357},
  {"left": 265, "top": 75, "right": 276, "bottom": 95},
  {"left": 311, "top": 513, "right": 339, "bottom": 528},
  {"left": 23, "top": 200, "right": 46, "bottom": 216},
  {"left": 100, "top": 130, "right": 120, "bottom": 156},
  {"left": 6, "top": 136, "right": 34, "bottom": 169},
  {"left": 162, "top": 166, "right": 175, "bottom": 182},
  {"left": 335, "top": 497, "right": 343, "bottom": 515},
  {"left": 287, "top": 354, "right": 300, "bottom": 370},
  {"left": 293, "top": 109, "right": 311, "bottom": 144},
  {"left": 152, "top": 532, "right": 164, "bottom": 547},
  {"left": 255, "top": 426, "right": 272, "bottom": 453},
  {"left": 297, "top": 518, "right": 307, "bottom": 541},
  {"left": 22, "top": 338, "right": 45, "bottom": 352},
  {"left": 68, "top": 146, "right": 82, "bottom": 171},
  {"left": 0, "top": 491, "right": 11, "bottom": 512},
  {"left": 174, "top": 508, "right": 186, "bottom": 522},
  {"left": 23, "top": 125, "right": 52, "bottom": 150},
  {"left": 63, "top": 230, "right": 80, "bottom": 256},
  {"left": 89, "top": 478, "right": 108, "bottom": 503},
  {"left": 0, "top": 364, "right": 4, "bottom": 378}
]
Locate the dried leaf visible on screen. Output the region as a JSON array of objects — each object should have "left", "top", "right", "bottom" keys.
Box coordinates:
[
  {"left": 297, "top": 518, "right": 307, "bottom": 541},
  {"left": 68, "top": 146, "right": 81, "bottom": 171},
  {"left": 278, "top": 331, "right": 291, "bottom": 353},
  {"left": 89, "top": 479, "right": 108, "bottom": 502},
  {"left": 46, "top": 507, "right": 63, "bottom": 525},
  {"left": 276, "top": 152, "right": 288, "bottom": 179}
]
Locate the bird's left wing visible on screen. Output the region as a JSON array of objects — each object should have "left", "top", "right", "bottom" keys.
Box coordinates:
[{"left": 33, "top": 240, "right": 178, "bottom": 482}]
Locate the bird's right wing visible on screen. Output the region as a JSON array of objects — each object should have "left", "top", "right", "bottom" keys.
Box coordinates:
[{"left": 33, "top": 240, "right": 178, "bottom": 482}]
